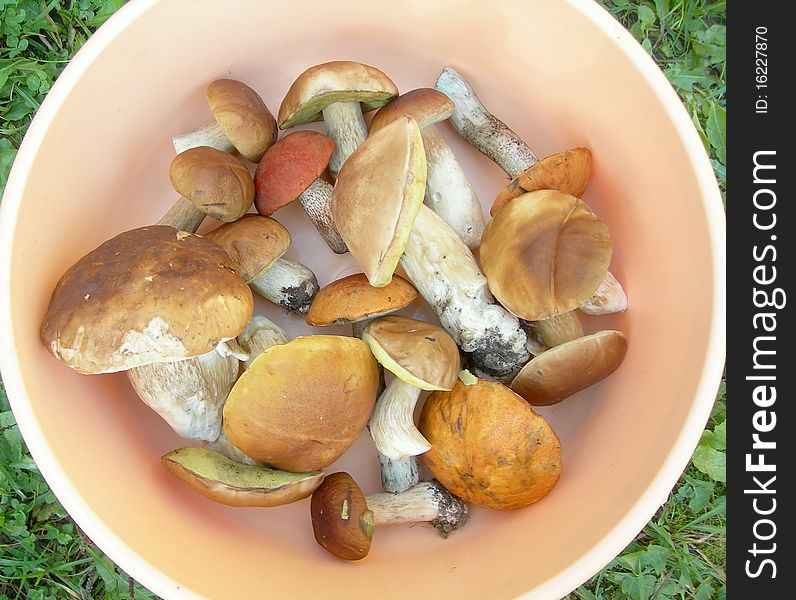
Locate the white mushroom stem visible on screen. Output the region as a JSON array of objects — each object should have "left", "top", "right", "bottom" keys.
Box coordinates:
[
  {"left": 322, "top": 101, "right": 368, "bottom": 178},
  {"left": 248, "top": 257, "right": 320, "bottom": 316},
  {"left": 400, "top": 206, "right": 529, "bottom": 381},
  {"left": 369, "top": 379, "right": 430, "bottom": 461},
  {"left": 157, "top": 197, "right": 206, "bottom": 231},
  {"left": 421, "top": 126, "right": 485, "bottom": 249},
  {"left": 365, "top": 481, "right": 469, "bottom": 537},
  {"left": 580, "top": 271, "right": 628, "bottom": 315},
  {"left": 377, "top": 454, "right": 420, "bottom": 495},
  {"left": 299, "top": 178, "right": 348, "bottom": 253},
  {"left": 522, "top": 311, "right": 584, "bottom": 356},
  {"left": 173, "top": 121, "right": 234, "bottom": 156},
  {"left": 205, "top": 430, "right": 260, "bottom": 466},
  {"left": 435, "top": 66, "right": 628, "bottom": 317},
  {"left": 127, "top": 343, "right": 239, "bottom": 442}
]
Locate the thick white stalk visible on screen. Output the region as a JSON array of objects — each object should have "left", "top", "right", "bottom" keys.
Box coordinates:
[
  {"left": 400, "top": 206, "right": 529, "bottom": 381},
  {"left": 157, "top": 197, "right": 206, "bottom": 231},
  {"left": 523, "top": 311, "right": 584, "bottom": 355},
  {"left": 365, "top": 481, "right": 469, "bottom": 537},
  {"left": 236, "top": 315, "right": 288, "bottom": 369},
  {"left": 421, "top": 126, "right": 485, "bottom": 249},
  {"left": 580, "top": 271, "right": 628, "bottom": 315},
  {"left": 369, "top": 379, "right": 429, "bottom": 461},
  {"left": 173, "top": 121, "right": 234, "bottom": 155},
  {"left": 298, "top": 178, "right": 347, "bottom": 254},
  {"left": 322, "top": 101, "right": 368, "bottom": 178},
  {"left": 377, "top": 454, "right": 419, "bottom": 494},
  {"left": 248, "top": 257, "right": 319, "bottom": 316}
]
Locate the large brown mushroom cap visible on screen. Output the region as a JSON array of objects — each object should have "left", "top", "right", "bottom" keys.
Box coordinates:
[
  {"left": 419, "top": 379, "right": 562, "bottom": 510},
  {"left": 305, "top": 273, "right": 417, "bottom": 326},
  {"left": 206, "top": 79, "right": 277, "bottom": 162},
  {"left": 491, "top": 147, "right": 592, "bottom": 216},
  {"left": 362, "top": 315, "right": 460, "bottom": 391},
  {"left": 204, "top": 215, "right": 291, "bottom": 282},
  {"left": 480, "top": 190, "right": 612, "bottom": 321},
  {"left": 222, "top": 336, "right": 379, "bottom": 472},
  {"left": 253, "top": 131, "right": 334, "bottom": 216},
  {"left": 369, "top": 88, "right": 454, "bottom": 133},
  {"left": 510, "top": 330, "right": 628, "bottom": 405},
  {"left": 278, "top": 61, "right": 398, "bottom": 129},
  {"left": 331, "top": 115, "right": 427, "bottom": 287},
  {"left": 168, "top": 146, "right": 254, "bottom": 222},
  {"left": 310, "top": 472, "right": 374, "bottom": 561},
  {"left": 40, "top": 225, "right": 254, "bottom": 374},
  {"left": 162, "top": 447, "right": 323, "bottom": 508}
]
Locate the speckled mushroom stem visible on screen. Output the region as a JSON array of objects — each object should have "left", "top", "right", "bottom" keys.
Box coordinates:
[
  {"left": 173, "top": 121, "right": 235, "bottom": 156},
  {"left": 248, "top": 257, "right": 320, "bottom": 316},
  {"left": 421, "top": 127, "right": 485, "bottom": 249},
  {"left": 522, "top": 311, "right": 584, "bottom": 356},
  {"left": 322, "top": 101, "right": 368, "bottom": 178},
  {"left": 365, "top": 481, "right": 469, "bottom": 538},
  {"left": 400, "top": 206, "right": 530, "bottom": 381},
  {"left": 299, "top": 178, "right": 348, "bottom": 253}
]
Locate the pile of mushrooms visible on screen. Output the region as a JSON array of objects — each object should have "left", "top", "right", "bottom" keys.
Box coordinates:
[{"left": 39, "top": 61, "right": 631, "bottom": 563}]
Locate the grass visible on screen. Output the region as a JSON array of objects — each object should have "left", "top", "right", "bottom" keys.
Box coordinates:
[{"left": 1, "top": 1, "right": 725, "bottom": 598}]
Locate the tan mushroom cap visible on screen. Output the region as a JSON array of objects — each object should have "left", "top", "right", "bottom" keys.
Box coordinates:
[
  {"left": 169, "top": 146, "right": 254, "bottom": 223},
  {"left": 162, "top": 447, "right": 323, "bottom": 508},
  {"left": 310, "top": 472, "right": 374, "bottom": 561},
  {"left": 362, "top": 315, "right": 460, "bottom": 391},
  {"left": 306, "top": 273, "right": 417, "bottom": 326},
  {"left": 278, "top": 61, "right": 398, "bottom": 129},
  {"left": 223, "top": 336, "right": 379, "bottom": 472},
  {"left": 491, "top": 148, "right": 592, "bottom": 216},
  {"left": 207, "top": 79, "right": 278, "bottom": 162},
  {"left": 369, "top": 88, "right": 453, "bottom": 133},
  {"left": 40, "top": 225, "right": 254, "bottom": 374},
  {"left": 331, "top": 115, "right": 427, "bottom": 287},
  {"left": 480, "top": 190, "right": 612, "bottom": 322},
  {"left": 204, "top": 215, "right": 291, "bottom": 282},
  {"left": 510, "top": 330, "right": 628, "bottom": 405}
]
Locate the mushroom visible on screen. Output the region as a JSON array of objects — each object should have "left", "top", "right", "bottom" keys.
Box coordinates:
[
  {"left": 278, "top": 61, "right": 398, "bottom": 177},
  {"left": 510, "top": 330, "right": 628, "bottom": 405},
  {"left": 419, "top": 378, "right": 562, "bottom": 510},
  {"left": 332, "top": 115, "right": 530, "bottom": 381},
  {"left": 204, "top": 215, "right": 320, "bottom": 316},
  {"left": 479, "top": 190, "right": 612, "bottom": 350},
  {"left": 434, "top": 66, "right": 628, "bottom": 316},
  {"left": 161, "top": 447, "right": 322, "bottom": 507},
  {"left": 173, "top": 79, "right": 277, "bottom": 161},
  {"left": 310, "top": 472, "right": 469, "bottom": 560},
  {"left": 254, "top": 131, "right": 347, "bottom": 254},
  {"left": 369, "top": 88, "right": 484, "bottom": 248},
  {"left": 362, "top": 316, "right": 460, "bottom": 493},
  {"left": 222, "top": 336, "right": 379, "bottom": 472},
  {"left": 579, "top": 271, "right": 628, "bottom": 315},
  {"left": 40, "top": 225, "right": 253, "bottom": 374}
]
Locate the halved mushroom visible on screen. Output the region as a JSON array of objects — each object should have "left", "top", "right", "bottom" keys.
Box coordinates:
[
  {"left": 510, "top": 330, "right": 628, "bottom": 405},
  {"left": 310, "top": 472, "right": 469, "bottom": 560},
  {"left": 254, "top": 131, "right": 346, "bottom": 253},
  {"left": 435, "top": 66, "right": 627, "bottom": 316},
  {"left": 173, "top": 79, "right": 277, "bottom": 161},
  {"left": 278, "top": 61, "right": 398, "bottom": 177},
  {"left": 370, "top": 88, "right": 484, "bottom": 248},
  {"left": 419, "top": 378, "right": 562, "bottom": 510},
  {"left": 162, "top": 447, "right": 322, "bottom": 507},
  {"left": 204, "top": 215, "right": 320, "bottom": 316}
]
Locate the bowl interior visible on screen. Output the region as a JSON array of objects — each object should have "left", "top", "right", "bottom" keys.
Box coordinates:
[{"left": 1, "top": 0, "right": 723, "bottom": 598}]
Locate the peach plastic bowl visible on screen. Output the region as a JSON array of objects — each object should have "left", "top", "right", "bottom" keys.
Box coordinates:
[{"left": 0, "top": 0, "right": 725, "bottom": 598}]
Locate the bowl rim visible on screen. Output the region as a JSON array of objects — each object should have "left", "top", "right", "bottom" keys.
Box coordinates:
[{"left": 0, "top": 0, "right": 726, "bottom": 598}]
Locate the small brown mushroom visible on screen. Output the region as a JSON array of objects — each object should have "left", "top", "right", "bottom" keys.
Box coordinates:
[
  {"left": 254, "top": 131, "right": 346, "bottom": 253},
  {"left": 173, "top": 79, "right": 277, "bottom": 162},
  {"left": 278, "top": 61, "right": 398, "bottom": 177},
  {"left": 310, "top": 472, "right": 469, "bottom": 560}
]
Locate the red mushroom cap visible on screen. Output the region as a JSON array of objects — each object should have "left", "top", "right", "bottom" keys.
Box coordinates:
[{"left": 254, "top": 131, "right": 335, "bottom": 216}]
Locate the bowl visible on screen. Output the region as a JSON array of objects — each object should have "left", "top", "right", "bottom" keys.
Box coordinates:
[{"left": 0, "top": 0, "right": 726, "bottom": 598}]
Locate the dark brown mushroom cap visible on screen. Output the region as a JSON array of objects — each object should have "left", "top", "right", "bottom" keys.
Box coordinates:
[
  {"left": 253, "top": 131, "right": 334, "bottom": 216},
  {"left": 369, "top": 88, "right": 454, "bottom": 133},
  {"left": 310, "top": 472, "right": 374, "bottom": 561},
  {"left": 204, "top": 215, "right": 291, "bottom": 282},
  {"left": 362, "top": 315, "right": 460, "bottom": 391},
  {"left": 207, "top": 79, "right": 278, "bottom": 162},
  {"left": 305, "top": 273, "right": 417, "bottom": 326},
  {"left": 40, "top": 226, "right": 253, "bottom": 374},
  {"left": 491, "top": 147, "right": 592, "bottom": 216},
  {"left": 510, "top": 330, "right": 628, "bottom": 405},
  {"left": 278, "top": 61, "right": 398, "bottom": 129},
  {"left": 480, "top": 190, "right": 612, "bottom": 321},
  {"left": 168, "top": 146, "right": 254, "bottom": 222}
]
